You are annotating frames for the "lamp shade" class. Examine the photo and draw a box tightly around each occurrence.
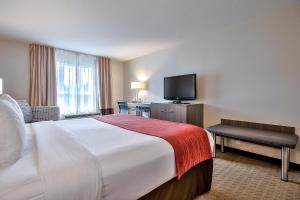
[131,81,143,89]
[0,78,2,95]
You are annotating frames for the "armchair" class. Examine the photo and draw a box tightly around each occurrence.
[17,100,60,123]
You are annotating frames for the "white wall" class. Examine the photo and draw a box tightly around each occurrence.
[0,39,29,100]
[124,5,300,164]
[0,39,124,112]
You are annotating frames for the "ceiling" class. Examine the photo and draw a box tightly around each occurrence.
[0,0,297,61]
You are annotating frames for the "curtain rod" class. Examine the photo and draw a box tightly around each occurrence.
[30,43,110,59]
[56,47,110,59]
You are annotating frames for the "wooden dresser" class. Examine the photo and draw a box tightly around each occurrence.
[150,103,203,127]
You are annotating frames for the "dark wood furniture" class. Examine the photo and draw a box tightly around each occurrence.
[150,103,203,127]
[207,119,298,181]
[140,158,213,200]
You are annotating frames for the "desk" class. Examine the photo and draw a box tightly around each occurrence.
[127,102,151,117]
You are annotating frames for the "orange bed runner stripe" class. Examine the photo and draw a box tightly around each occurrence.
[94,114,212,178]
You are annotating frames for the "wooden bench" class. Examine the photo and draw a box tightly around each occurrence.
[207,119,298,181]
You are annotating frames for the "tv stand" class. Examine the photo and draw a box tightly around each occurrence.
[172,100,182,104]
[172,100,190,104]
[150,103,203,127]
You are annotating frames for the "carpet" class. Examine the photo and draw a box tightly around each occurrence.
[197,150,300,200]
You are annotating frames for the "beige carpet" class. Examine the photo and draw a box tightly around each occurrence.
[197,150,300,200]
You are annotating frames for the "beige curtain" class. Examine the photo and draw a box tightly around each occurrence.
[98,56,114,115]
[29,44,57,106]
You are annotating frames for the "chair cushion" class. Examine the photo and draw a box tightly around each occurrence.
[17,100,33,123]
[31,106,60,122]
[0,98,26,166]
[207,124,298,148]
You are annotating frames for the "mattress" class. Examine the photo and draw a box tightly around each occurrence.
[0,118,214,200]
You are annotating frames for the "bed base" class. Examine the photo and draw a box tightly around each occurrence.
[139,158,213,200]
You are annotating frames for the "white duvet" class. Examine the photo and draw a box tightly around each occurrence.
[0,118,214,200]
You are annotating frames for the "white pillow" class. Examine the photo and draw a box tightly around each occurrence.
[0,99,26,166]
[0,94,24,122]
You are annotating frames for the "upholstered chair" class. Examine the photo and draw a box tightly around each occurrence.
[117,101,129,114]
[16,100,60,123]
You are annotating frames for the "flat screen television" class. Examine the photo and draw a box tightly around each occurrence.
[164,73,196,103]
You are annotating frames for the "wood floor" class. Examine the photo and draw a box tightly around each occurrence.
[196,150,300,200]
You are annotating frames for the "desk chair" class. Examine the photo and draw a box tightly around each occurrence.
[117,101,129,114]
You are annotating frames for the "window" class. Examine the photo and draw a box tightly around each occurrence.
[56,49,99,115]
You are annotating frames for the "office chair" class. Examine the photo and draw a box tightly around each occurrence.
[117,101,129,114]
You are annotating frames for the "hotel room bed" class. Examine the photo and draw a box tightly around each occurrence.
[0,118,214,200]
[0,124,43,200]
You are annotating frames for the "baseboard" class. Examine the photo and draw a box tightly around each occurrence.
[215,145,300,171]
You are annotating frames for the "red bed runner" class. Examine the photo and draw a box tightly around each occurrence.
[94,114,212,178]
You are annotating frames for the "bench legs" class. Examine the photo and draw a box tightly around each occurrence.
[281,147,290,181]
[221,136,225,153]
[212,133,291,182]
[212,134,225,158]
[287,148,290,171]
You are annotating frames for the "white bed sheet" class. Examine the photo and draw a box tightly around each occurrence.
[0,124,43,200]
[55,118,176,200]
[0,118,214,200]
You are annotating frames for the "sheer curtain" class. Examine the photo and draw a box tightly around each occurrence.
[56,49,99,115]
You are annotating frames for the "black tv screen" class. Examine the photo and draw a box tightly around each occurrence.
[164,74,196,102]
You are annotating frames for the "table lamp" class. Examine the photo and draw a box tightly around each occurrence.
[131,81,143,102]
